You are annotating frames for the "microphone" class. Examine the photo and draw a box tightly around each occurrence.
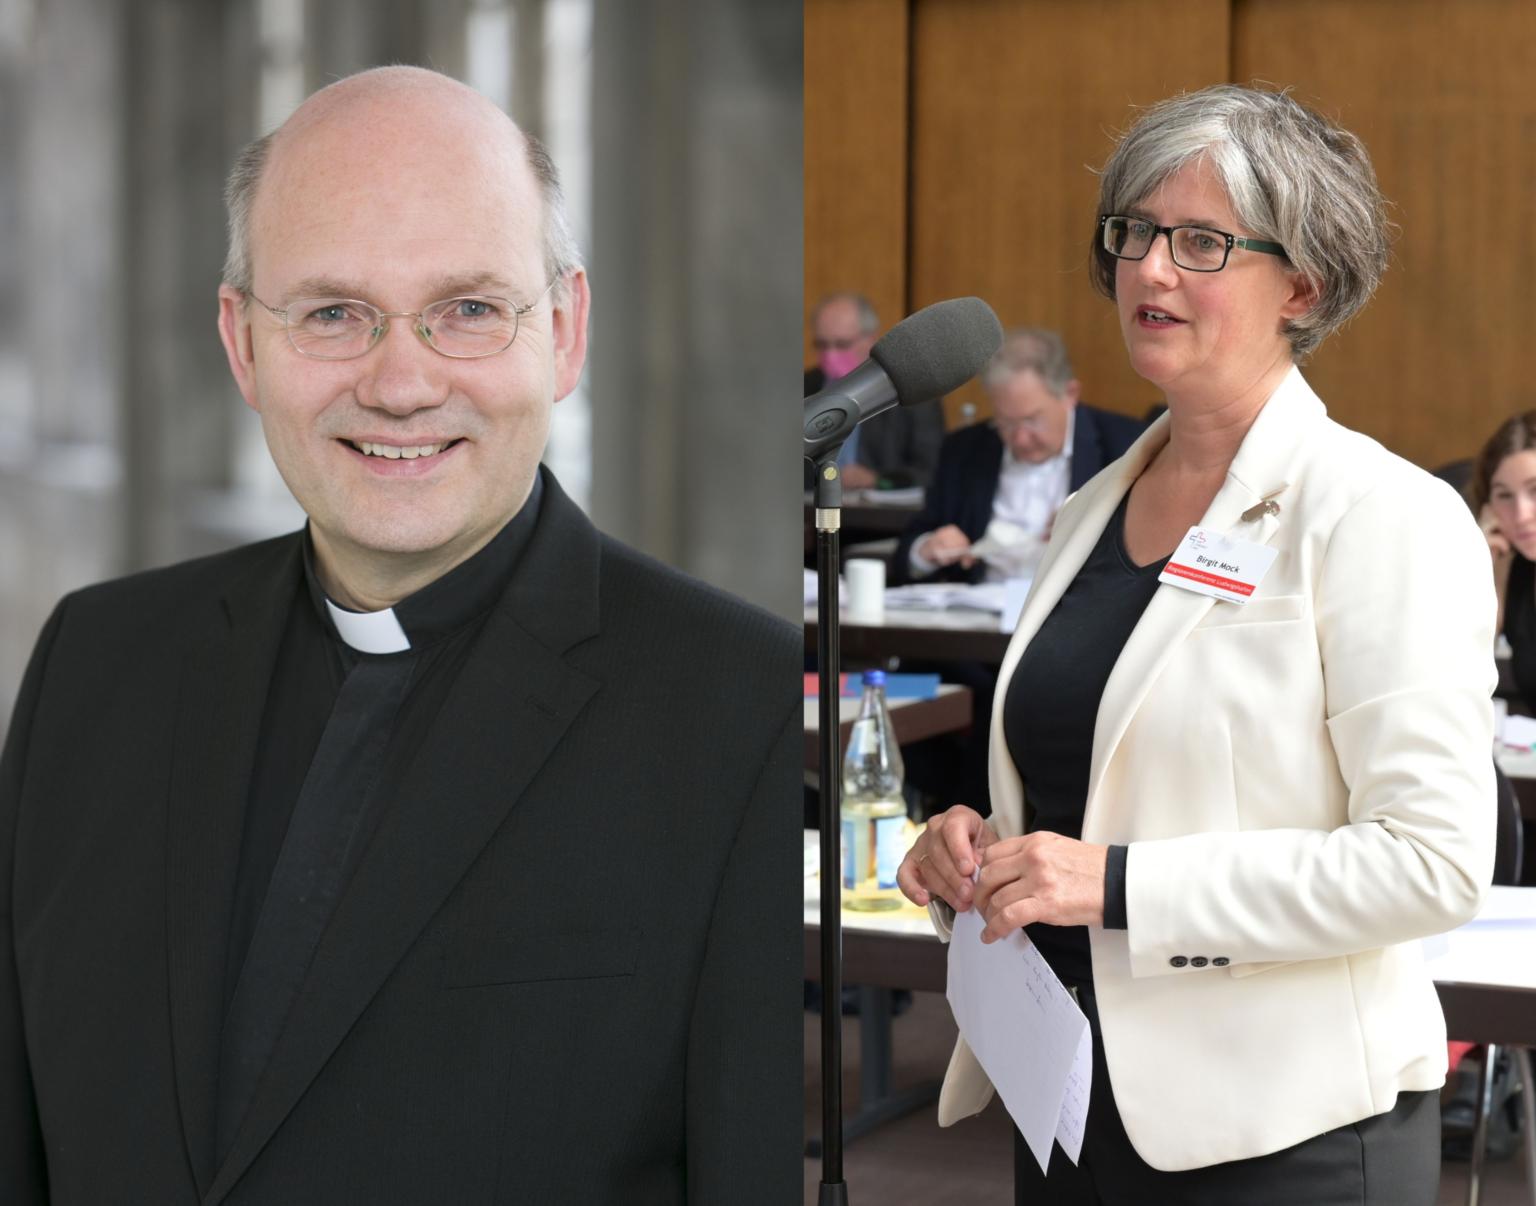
[802,296,1002,462]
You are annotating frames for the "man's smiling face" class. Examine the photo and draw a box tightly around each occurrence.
[218,72,587,591]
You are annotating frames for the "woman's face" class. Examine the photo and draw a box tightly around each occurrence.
[1114,159,1312,405]
[1489,449,1536,558]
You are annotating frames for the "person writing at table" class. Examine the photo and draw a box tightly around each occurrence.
[1472,411,1536,702]
[897,84,1494,1205]
[893,328,1143,586]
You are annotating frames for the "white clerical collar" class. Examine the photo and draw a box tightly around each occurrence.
[324,599,412,654]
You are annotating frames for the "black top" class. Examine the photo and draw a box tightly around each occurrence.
[1507,554,1536,703]
[1003,493,1168,986]
[224,475,544,1012]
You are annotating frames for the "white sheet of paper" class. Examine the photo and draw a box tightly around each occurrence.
[1054,1024,1091,1163]
[946,907,1092,1174]
[970,519,1047,579]
[1463,884,1536,926]
[999,576,1031,633]
[1502,714,1536,750]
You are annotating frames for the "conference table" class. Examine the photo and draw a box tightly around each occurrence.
[802,683,973,771]
[803,491,922,554]
[803,885,1536,1044]
[804,606,1013,665]
[805,858,1536,1201]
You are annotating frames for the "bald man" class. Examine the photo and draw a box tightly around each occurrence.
[0,68,798,1205]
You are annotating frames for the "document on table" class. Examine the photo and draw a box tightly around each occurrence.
[1502,714,1536,749]
[946,906,1091,1174]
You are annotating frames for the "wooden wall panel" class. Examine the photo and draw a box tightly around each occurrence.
[1234,0,1536,468]
[907,0,1229,424]
[804,0,909,364]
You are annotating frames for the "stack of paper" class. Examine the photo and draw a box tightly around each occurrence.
[884,583,1009,613]
[947,908,1092,1174]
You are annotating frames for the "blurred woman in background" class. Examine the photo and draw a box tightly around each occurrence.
[1473,411,1536,701]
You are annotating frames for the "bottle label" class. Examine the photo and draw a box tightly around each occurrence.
[841,817,864,889]
[873,814,904,888]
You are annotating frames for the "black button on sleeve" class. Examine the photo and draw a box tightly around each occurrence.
[1169,955,1188,968]
[1190,956,1209,968]
[1213,956,1230,967]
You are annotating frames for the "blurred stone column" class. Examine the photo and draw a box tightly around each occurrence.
[304,0,457,83]
[120,0,258,569]
[0,0,127,727]
[588,0,800,619]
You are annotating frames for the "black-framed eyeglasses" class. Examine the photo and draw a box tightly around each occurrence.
[246,279,557,360]
[1099,214,1287,273]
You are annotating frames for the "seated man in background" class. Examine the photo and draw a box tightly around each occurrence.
[805,291,944,489]
[892,327,1144,584]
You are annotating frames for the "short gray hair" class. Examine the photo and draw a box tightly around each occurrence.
[983,328,1075,395]
[221,127,583,302]
[811,291,879,335]
[1091,84,1391,361]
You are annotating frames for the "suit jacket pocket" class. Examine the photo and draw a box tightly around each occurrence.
[443,924,639,987]
[1193,593,1306,630]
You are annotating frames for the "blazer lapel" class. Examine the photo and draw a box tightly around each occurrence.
[205,474,604,1205]
[166,536,304,1197]
[1081,369,1325,834]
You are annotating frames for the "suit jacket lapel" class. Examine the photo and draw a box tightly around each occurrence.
[1081,369,1325,835]
[205,473,604,1205]
[1068,405,1103,491]
[965,428,1004,541]
[166,536,303,1197]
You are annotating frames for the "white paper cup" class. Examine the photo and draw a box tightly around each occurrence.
[845,558,886,622]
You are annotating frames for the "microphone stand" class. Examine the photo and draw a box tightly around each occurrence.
[810,453,850,1206]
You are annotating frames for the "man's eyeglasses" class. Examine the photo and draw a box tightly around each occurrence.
[993,416,1050,436]
[246,279,557,360]
[812,336,865,353]
[1098,215,1287,273]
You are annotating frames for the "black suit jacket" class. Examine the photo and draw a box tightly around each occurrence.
[804,366,945,488]
[0,471,800,1205]
[891,403,1145,584]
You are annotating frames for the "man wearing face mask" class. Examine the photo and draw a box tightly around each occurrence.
[804,291,944,490]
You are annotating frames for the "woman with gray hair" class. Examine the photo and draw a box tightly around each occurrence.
[898,85,1493,1203]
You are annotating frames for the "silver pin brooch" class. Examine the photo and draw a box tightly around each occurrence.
[1240,498,1282,523]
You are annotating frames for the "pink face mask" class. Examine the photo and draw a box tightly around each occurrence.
[819,347,864,381]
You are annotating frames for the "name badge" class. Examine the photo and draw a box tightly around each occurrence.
[1159,527,1277,604]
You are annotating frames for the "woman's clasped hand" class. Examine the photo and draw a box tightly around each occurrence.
[898,809,1108,940]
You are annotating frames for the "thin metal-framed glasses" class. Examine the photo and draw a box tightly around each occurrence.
[1099,214,1288,273]
[246,278,558,360]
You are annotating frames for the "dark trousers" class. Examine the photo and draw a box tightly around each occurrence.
[1014,985,1440,1205]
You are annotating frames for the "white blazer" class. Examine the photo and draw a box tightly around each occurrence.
[930,367,1496,1171]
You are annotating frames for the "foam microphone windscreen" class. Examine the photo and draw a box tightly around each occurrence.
[868,297,1003,406]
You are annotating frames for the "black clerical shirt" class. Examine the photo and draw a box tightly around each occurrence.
[222,475,544,1017]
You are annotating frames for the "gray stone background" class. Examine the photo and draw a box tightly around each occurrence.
[0,0,802,730]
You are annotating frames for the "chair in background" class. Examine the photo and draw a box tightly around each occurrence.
[1433,457,1475,511]
[1465,761,1535,1206]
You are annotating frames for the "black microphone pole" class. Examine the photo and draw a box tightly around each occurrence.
[802,296,1000,1204]
[810,449,850,1206]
